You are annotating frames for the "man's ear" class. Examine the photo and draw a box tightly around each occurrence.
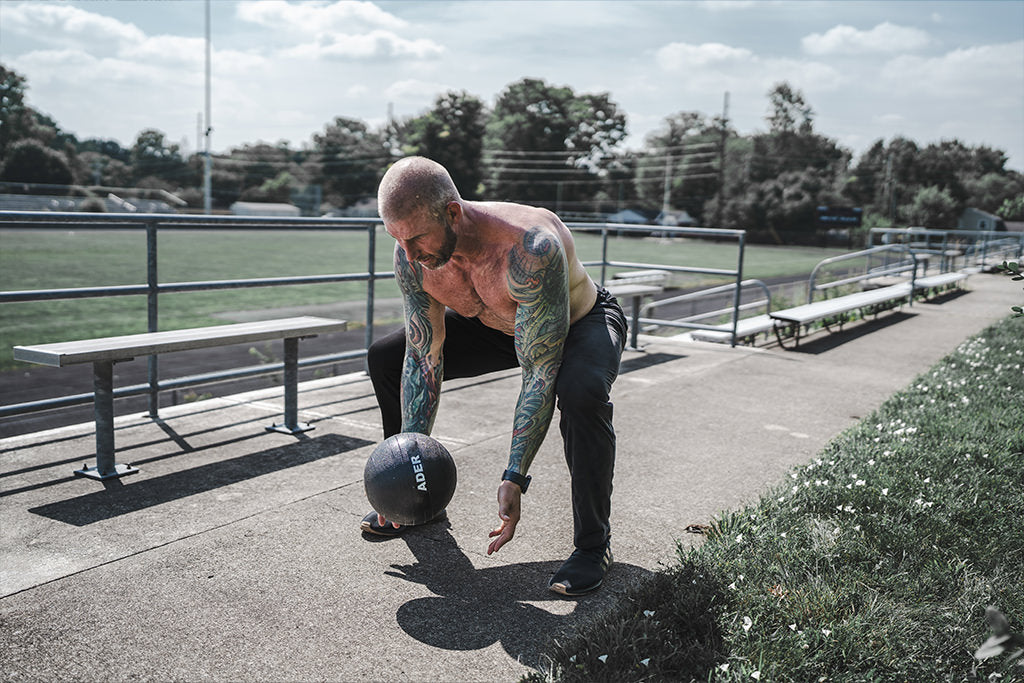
[446,201,462,224]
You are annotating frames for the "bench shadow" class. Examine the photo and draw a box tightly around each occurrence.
[918,288,970,305]
[29,432,373,526]
[620,351,687,374]
[386,525,653,670]
[787,311,916,355]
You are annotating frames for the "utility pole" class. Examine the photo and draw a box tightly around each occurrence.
[714,91,730,228]
[203,0,213,214]
[885,154,895,226]
[661,153,672,218]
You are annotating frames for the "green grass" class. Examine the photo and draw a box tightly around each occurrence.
[527,315,1024,682]
[0,229,843,372]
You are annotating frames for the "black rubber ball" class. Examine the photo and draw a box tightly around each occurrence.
[363,432,457,525]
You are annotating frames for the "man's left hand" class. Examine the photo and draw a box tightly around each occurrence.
[487,480,522,554]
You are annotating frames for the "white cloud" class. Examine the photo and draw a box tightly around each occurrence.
[655,40,842,94]
[802,22,932,56]
[281,30,444,61]
[656,42,754,70]
[4,2,144,50]
[235,0,406,34]
[384,79,453,104]
[880,41,1024,98]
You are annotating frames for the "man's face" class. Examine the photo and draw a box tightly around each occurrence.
[388,209,457,270]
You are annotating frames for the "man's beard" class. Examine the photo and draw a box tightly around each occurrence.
[419,219,458,270]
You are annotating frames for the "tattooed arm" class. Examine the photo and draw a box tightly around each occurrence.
[507,227,570,474]
[488,227,570,554]
[395,243,446,434]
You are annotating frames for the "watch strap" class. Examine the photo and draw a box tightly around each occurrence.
[501,469,531,494]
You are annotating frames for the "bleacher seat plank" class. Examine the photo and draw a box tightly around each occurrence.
[13,317,346,367]
[769,283,912,326]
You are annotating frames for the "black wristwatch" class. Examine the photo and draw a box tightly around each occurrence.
[501,469,532,494]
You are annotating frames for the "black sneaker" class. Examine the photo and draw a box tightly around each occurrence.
[548,541,613,596]
[359,509,448,537]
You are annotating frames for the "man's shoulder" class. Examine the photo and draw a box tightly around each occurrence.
[476,201,560,229]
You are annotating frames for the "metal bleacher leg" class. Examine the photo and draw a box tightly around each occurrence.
[266,337,314,435]
[75,360,139,480]
[628,295,642,351]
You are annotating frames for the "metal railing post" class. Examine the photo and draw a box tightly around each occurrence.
[600,227,609,285]
[730,232,745,347]
[146,220,159,417]
[365,222,376,351]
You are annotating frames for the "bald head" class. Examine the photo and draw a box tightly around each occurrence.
[378,156,461,226]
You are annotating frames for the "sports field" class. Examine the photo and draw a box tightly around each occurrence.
[0,227,846,372]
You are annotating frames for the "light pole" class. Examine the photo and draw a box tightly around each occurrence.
[203,0,212,214]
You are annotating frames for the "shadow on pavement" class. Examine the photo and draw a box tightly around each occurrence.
[384,524,653,670]
[29,432,373,526]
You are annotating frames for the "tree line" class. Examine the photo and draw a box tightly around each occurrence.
[2,63,1021,244]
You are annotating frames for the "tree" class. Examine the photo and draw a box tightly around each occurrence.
[484,78,627,209]
[0,139,73,189]
[398,91,487,198]
[0,65,32,160]
[964,172,1024,215]
[998,195,1024,221]
[907,185,959,227]
[130,129,189,187]
[636,111,722,222]
[766,82,814,135]
[311,117,389,207]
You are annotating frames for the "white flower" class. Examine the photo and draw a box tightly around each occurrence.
[598,654,608,663]
[856,480,866,487]
[742,616,753,632]
[881,488,889,496]
[735,534,744,544]
[789,623,798,631]
[752,672,761,680]
[822,628,832,637]
[719,663,730,672]
[780,532,787,538]
[643,610,655,618]
[640,658,650,667]
[729,582,737,590]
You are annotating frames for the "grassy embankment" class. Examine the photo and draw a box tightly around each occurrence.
[527,314,1024,682]
[0,228,844,371]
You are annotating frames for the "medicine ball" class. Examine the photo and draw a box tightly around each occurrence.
[363,432,457,525]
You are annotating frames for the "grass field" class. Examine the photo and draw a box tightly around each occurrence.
[527,314,1024,682]
[0,227,845,372]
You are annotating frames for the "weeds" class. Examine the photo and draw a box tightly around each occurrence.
[531,315,1024,681]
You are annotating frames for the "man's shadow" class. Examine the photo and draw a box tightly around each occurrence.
[377,523,653,669]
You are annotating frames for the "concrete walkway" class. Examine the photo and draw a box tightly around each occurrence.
[1,274,1017,681]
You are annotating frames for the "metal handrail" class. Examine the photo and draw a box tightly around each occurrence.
[807,245,918,303]
[1,212,750,422]
[868,227,1024,269]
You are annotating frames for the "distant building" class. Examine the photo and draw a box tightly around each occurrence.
[229,201,301,217]
[606,208,658,224]
[655,209,696,227]
[958,207,1006,232]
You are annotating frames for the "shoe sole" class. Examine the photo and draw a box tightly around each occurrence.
[548,553,613,596]
[549,578,604,596]
[360,510,448,536]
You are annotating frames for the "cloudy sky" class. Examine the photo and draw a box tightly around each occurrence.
[2,0,1022,168]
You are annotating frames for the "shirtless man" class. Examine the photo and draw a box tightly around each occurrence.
[361,156,627,595]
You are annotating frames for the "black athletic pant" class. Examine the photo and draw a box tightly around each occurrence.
[366,287,628,551]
